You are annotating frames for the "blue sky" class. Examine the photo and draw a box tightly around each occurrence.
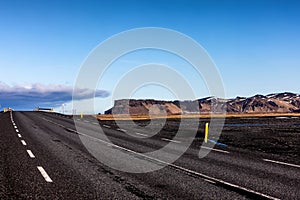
[0,0,300,113]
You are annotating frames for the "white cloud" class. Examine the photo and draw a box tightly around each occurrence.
[0,82,109,109]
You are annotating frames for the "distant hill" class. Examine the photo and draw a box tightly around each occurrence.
[104,92,300,115]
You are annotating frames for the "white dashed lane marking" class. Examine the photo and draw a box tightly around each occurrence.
[161,138,181,143]
[27,150,35,158]
[21,140,27,146]
[117,128,127,132]
[37,166,53,183]
[11,115,54,185]
[103,125,111,128]
[263,159,300,169]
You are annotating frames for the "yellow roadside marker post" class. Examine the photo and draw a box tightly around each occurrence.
[204,122,209,143]
[81,112,83,119]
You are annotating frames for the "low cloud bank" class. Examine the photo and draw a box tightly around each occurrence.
[0,82,109,109]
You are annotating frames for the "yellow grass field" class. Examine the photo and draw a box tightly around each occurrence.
[96,113,300,121]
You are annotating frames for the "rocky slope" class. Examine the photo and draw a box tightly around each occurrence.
[105,92,300,115]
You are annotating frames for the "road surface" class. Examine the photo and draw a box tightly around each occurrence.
[0,111,299,199]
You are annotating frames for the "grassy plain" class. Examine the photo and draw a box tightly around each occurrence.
[97,113,300,120]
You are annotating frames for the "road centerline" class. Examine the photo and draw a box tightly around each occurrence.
[26,150,35,158]
[37,166,53,183]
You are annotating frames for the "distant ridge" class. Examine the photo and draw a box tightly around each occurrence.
[105,92,300,115]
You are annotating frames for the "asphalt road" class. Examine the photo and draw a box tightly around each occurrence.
[0,111,299,199]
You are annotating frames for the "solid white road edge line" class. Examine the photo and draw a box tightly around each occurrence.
[201,146,229,154]
[135,132,148,137]
[21,140,27,146]
[37,166,53,182]
[263,158,300,169]
[161,138,181,143]
[27,150,35,158]
[203,178,216,184]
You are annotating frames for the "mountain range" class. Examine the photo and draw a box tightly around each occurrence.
[104,92,300,115]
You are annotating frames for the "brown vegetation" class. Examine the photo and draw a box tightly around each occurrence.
[97,112,300,121]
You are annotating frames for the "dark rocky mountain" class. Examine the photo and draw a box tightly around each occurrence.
[105,92,300,115]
